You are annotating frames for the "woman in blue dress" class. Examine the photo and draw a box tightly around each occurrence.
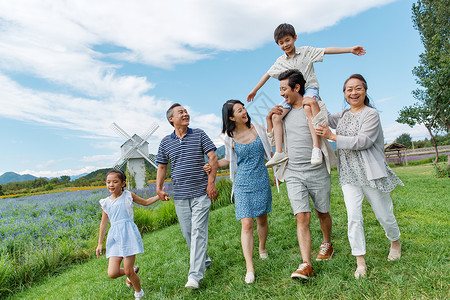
[205,100,272,284]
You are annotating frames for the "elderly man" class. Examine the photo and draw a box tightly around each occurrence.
[156,103,218,289]
[266,69,337,280]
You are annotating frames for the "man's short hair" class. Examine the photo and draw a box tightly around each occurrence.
[274,23,296,44]
[278,69,306,95]
[166,103,182,126]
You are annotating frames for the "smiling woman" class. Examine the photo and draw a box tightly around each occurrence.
[318,74,404,279]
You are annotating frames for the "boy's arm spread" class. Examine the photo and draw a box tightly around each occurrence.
[324,46,365,56]
[248,73,271,102]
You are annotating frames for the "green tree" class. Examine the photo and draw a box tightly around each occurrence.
[397,0,450,165]
[395,133,413,148]
[0,185,3,196]
[60,175,71,184]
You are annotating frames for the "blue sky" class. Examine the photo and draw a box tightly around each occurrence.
[0,0,427,178]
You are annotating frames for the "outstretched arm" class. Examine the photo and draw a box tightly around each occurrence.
[324,46,366,56]
[131,190,167,206]
[247,73,271,102]
[96,211,108,258]
[203,158,229,174]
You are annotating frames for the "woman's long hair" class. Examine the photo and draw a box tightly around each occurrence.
[222,100,251,137]
[343,74,373,108]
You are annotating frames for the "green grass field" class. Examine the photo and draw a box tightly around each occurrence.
[9,165,450,299]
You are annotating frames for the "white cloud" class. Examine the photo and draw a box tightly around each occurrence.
[374,97,394,104]
[0,0,396,95]
[81,153,118,163]
[383,123,430,143]
[0,0,397,175]
[19,165,101,178]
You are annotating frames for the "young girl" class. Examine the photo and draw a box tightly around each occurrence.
[96,170,168,299]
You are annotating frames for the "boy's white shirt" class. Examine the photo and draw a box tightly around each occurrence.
[267,101,337,182]
[224,122,273,201]
[267,46,325,89]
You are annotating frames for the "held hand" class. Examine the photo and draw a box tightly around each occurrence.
[302,97,316,107]
[96,245,102,258]
[247,91,257,102]
[157,186,170,201]
[316,123,334,140]
[207,183,218,201]
[203,163,212,174]
[352,45,366,56]
[267,105,284,119]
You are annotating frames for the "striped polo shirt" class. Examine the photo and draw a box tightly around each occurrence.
[156,127,216,200]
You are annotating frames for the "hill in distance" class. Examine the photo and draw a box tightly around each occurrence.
[0,172,39,185]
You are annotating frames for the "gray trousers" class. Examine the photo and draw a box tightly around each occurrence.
[174,194,211,282]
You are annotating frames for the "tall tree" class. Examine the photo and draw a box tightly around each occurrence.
[397,0,450,165]
[395,133,413,148]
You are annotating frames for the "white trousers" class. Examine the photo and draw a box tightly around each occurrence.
[341,184,401,256]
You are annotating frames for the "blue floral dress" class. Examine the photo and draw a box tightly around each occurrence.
[233,136,272,220]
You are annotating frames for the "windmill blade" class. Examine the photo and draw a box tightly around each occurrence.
[113,159,127,170]
[110,122,134,141]
[141,123,159,141]
[136,148,158,169]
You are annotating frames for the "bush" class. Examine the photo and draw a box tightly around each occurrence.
[433,163,450,178]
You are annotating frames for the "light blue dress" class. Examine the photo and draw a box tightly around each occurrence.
[103,191,144,258]
[233,136,272,220]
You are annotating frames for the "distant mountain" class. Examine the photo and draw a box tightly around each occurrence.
[0,172,38,185]
[70,173,89,181]
[215,145,225,159]
[75,168,111,181]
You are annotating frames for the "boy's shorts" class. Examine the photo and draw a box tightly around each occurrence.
[279,87,319,109]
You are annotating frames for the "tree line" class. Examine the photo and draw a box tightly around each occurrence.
[395,133,450,149]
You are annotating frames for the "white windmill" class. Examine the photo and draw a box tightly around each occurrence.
[111,122,159,189]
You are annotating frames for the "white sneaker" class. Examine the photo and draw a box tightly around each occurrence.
[311,147,322,165]
[265,152,289,168]
[134,289,145,299]
[185,278,199,289]
[354,265,367,279]
[245,272,255,284]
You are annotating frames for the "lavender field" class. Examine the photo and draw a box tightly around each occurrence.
[0,178,234,297]
[386,152,450,164]
[0,182,175,295]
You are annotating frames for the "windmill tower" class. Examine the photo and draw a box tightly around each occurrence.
[111,122,159,189]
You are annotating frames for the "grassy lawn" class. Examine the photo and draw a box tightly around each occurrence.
[10,164,449,299]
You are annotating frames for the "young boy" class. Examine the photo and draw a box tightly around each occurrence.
[248,23,365,167]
